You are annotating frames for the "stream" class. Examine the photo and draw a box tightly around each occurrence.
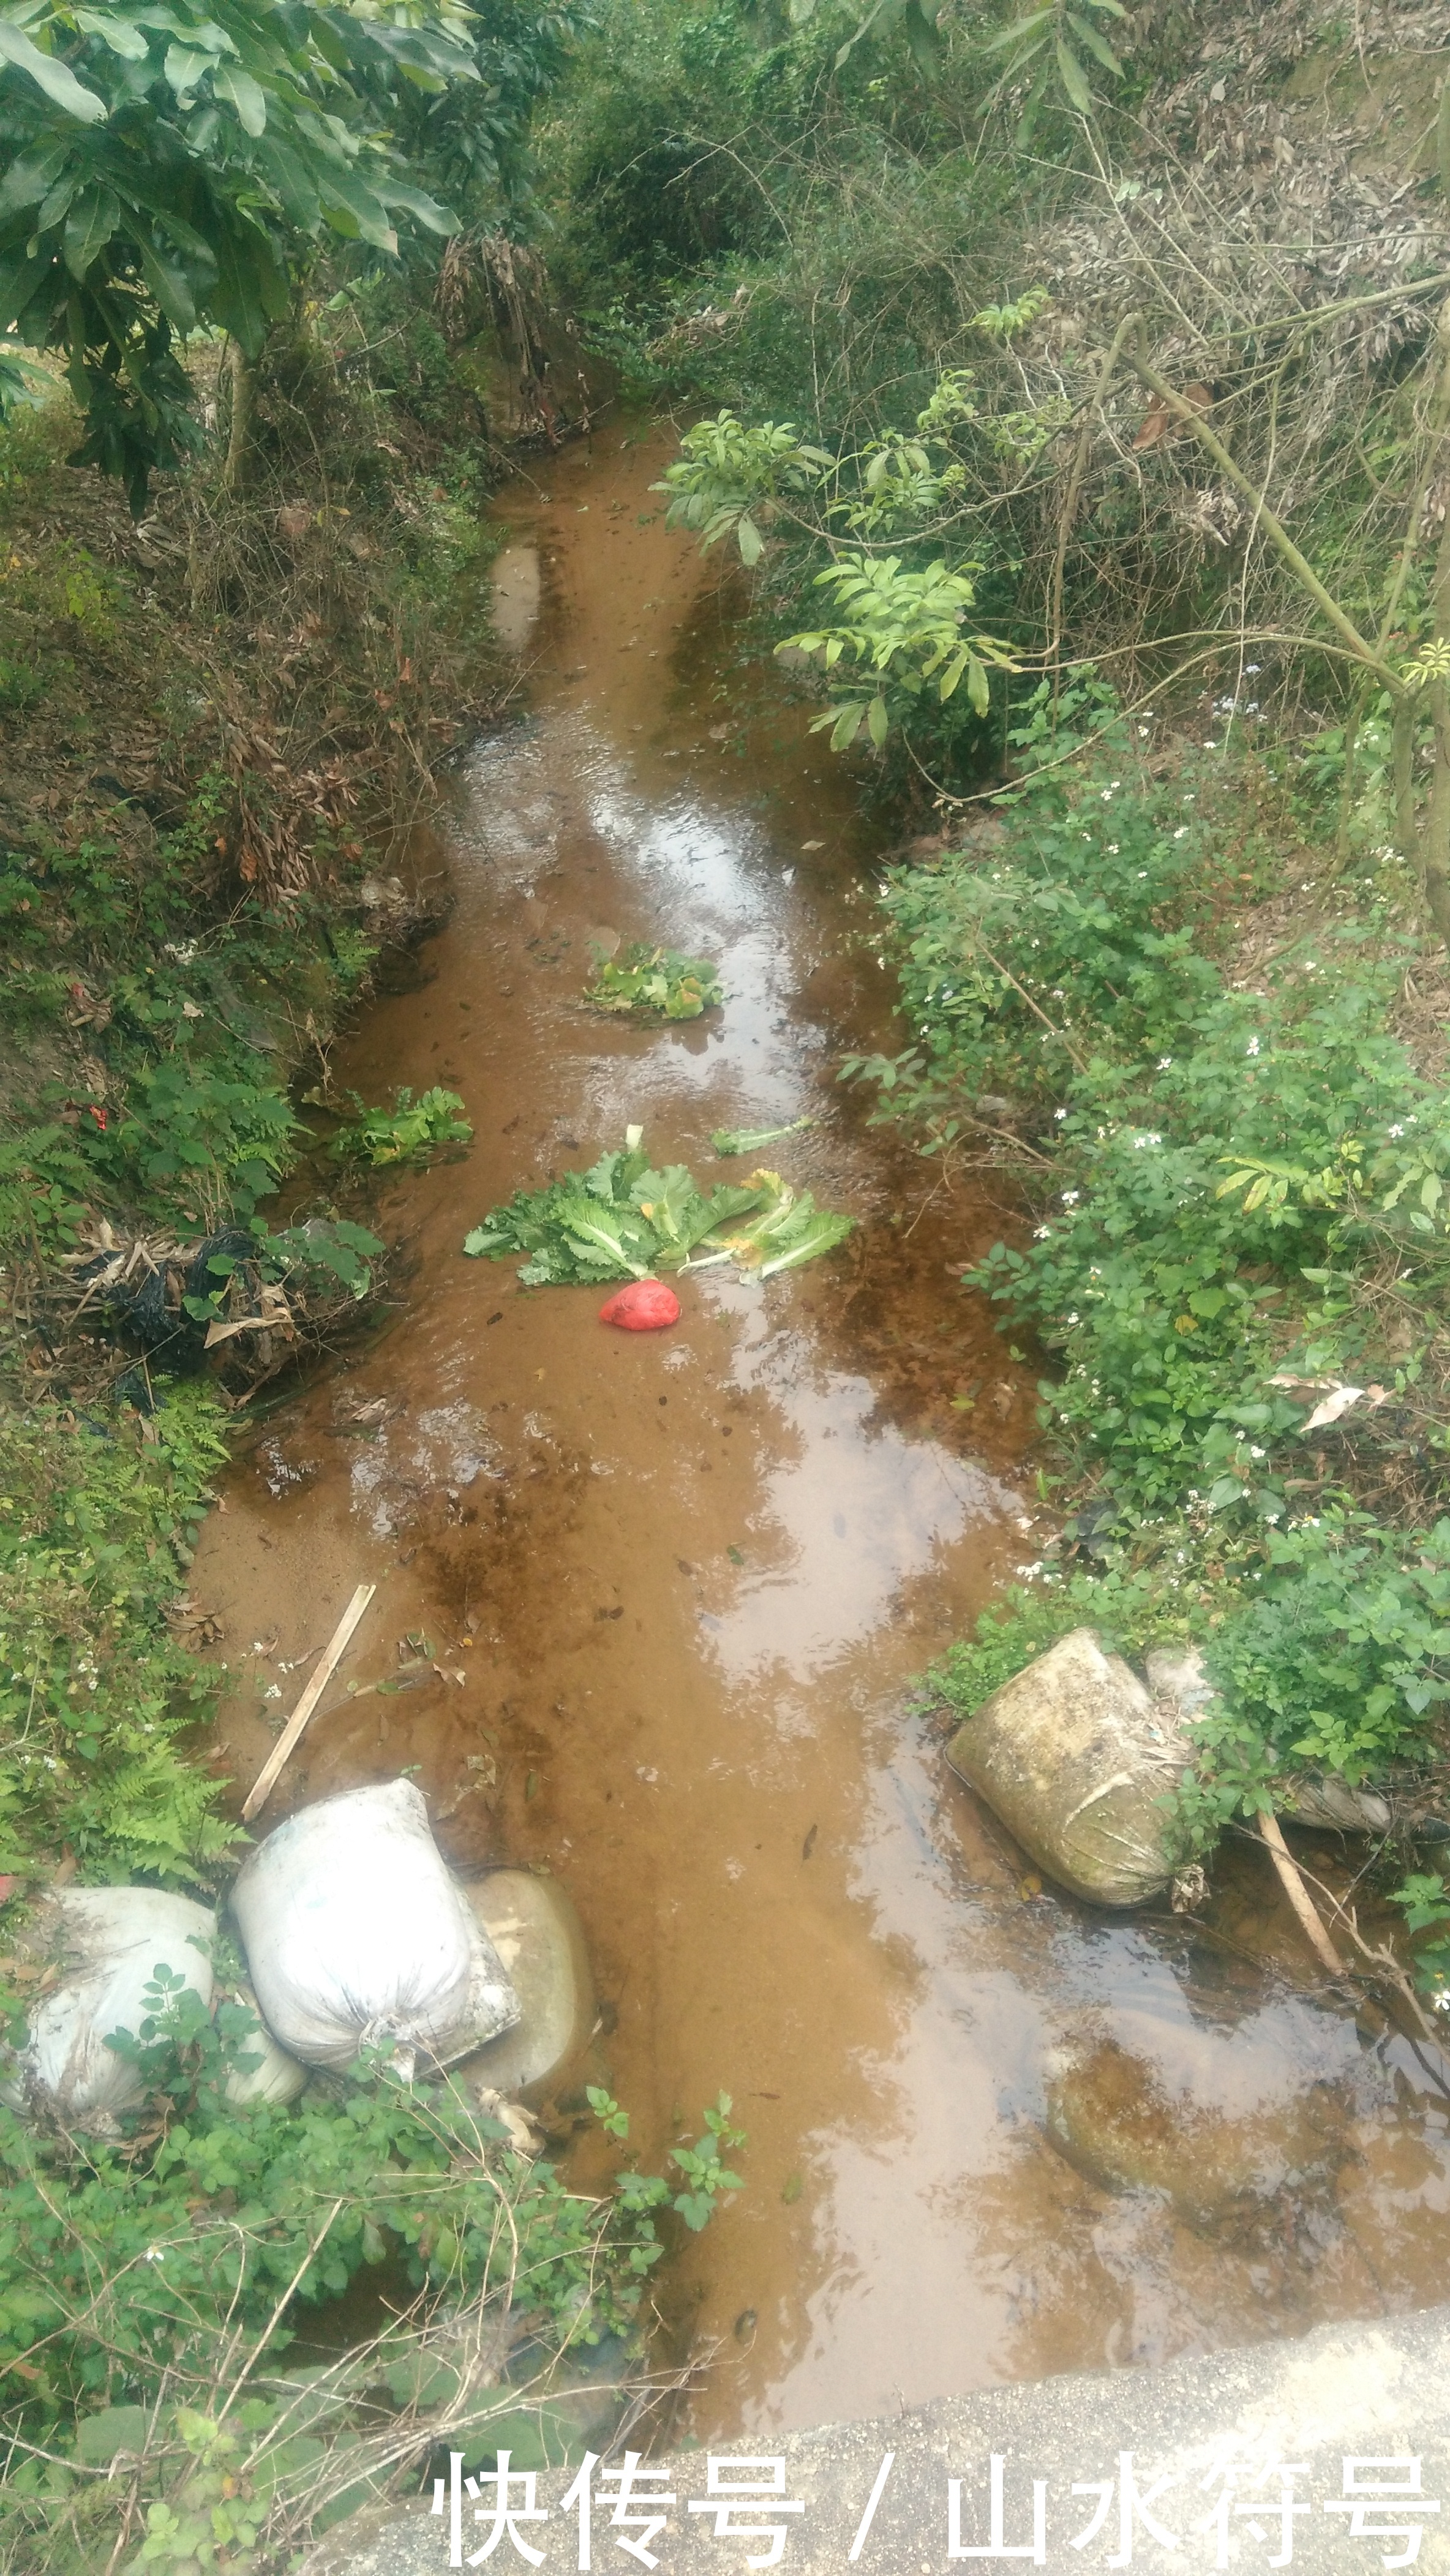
[193,423,1450,2443]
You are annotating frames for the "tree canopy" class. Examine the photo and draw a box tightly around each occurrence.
[0,0,582,505]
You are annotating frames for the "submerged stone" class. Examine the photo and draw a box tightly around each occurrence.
[455,1869,593,2104]
[945,1627,1191,1906]
[1045,2037,1346,2230]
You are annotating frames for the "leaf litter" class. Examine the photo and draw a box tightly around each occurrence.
[462,1126,853,1286]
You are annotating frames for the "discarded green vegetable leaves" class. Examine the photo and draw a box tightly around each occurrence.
[462,1134,853,1287]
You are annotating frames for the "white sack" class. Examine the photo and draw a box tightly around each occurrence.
[231,1778,519,2078]
[945,1627,1192,1907]
[0,1887,215,2133]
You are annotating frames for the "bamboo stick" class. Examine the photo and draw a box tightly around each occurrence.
[241,1584,375,1823]
[1258,1809,1345,1975]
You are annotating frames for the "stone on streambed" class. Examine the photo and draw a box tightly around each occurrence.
[454,1870,593,2105]
[1045,2037,1347,2231]
[945,1627,1191,1906]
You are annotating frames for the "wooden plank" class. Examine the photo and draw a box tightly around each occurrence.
[241,1583,376,1824]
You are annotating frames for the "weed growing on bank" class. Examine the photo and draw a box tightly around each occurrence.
[854,705,1450,1882]
[1,1960,746,2570]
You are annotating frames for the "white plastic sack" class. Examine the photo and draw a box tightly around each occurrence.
[945,1627,1192,1906]
[0,1887,215,2133]
[230,1779,520,2078]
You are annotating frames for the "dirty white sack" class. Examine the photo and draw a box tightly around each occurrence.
[231,1778,520,2077]
[0,1887,216,2132]
[945,1626,1192,1906]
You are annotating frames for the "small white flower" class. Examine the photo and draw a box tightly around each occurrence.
[1388,1124,1405,1139]
[1157,1056,1173,1069]
[1054,1107,1069,1121]
[1066,1311,1080,1324]
[1034,1224,1053,1240]
[1106,843,1118,853]
[1061,1189,1080,1204]
[1249,1446,1265,1460]
[1174,826,1189,839]
[1246,1036,1260,1057]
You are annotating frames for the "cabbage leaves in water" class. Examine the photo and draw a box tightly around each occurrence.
[583,943,724,1019]
[463,1136,852,1286]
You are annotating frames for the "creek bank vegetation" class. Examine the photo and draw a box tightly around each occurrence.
[555,0,1450,1989]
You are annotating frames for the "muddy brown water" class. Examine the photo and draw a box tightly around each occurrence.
[193,425,1450,2439]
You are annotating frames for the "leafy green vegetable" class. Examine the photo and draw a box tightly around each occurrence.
[700,1172,855,1276]
[711,1117,814,1155]
[331,1087,471,1166]
[462,1137,852,1285]
[583,943,724,1019]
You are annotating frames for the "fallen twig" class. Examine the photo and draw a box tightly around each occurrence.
[241,1582,375,1822]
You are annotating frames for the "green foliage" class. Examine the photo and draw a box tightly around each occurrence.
[0,1385,236,1883]
[0,1956,747,2562]
[975,0,1128,135]
[653,410,832,565]
[462,1129,852,1284]
[584,2088,746,2231]
[0,0,474,508]
[863,729,1450,1836]
[330,1086,472,1168]
[784,549,1016,748]
[1388,1873,1450,2006]
[582,942,724,1019]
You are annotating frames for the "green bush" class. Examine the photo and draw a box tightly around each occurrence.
[860,729,1450,1842]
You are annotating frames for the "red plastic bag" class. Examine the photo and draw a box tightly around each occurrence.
[599,1280,680,1332]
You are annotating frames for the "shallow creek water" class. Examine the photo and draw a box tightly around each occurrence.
[193,425,1450,2440]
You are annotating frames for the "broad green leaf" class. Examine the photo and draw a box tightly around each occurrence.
[737,513,763,566]
[1065,11,1123,74]
[212,62,266,133]
[1055,36,1092,110]
[830,702,865,750]
[903,0,942,79]
[0,137,73,220]
[866,693,889,747]
[758,1210,854,1277]
[63,186,121,281]
[163,42,224,96]
[373,177,457,237]
[0,20,106,122]
[74,9,150,59]
[973,9,1054,54]
[966,654,990,716]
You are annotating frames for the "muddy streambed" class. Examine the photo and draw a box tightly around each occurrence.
[194,426,1450,2440]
